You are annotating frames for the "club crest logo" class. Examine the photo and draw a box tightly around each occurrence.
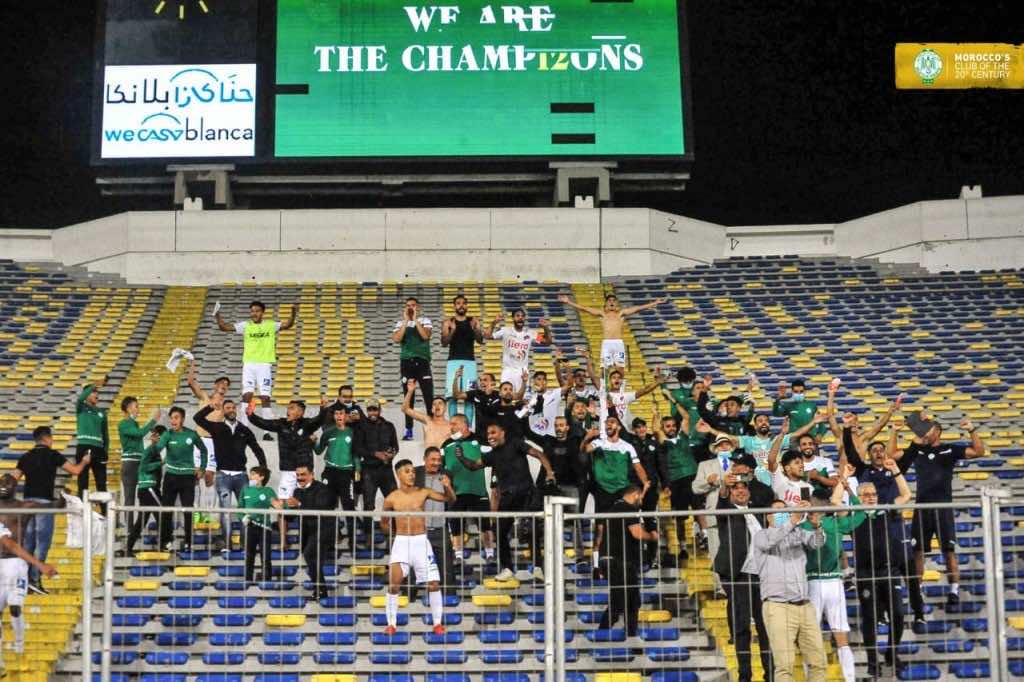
[914,48,943,84]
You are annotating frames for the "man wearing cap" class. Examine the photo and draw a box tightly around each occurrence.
[893,413,986,612]
[714,472,776,682]
[744,500,827,682]
[354,400,399,541]
[773,379,826,440]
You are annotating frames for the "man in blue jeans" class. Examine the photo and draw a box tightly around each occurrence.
[12,426,91,593]
[194,398,267,551]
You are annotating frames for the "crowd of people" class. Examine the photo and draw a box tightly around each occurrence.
[0,293,993,680]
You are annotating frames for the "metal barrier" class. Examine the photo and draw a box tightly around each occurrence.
[8,488,1021,681]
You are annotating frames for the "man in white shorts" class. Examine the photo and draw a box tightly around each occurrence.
[0,476,60,666]
[801,481,857,682]
[489,308,552,392]
[381,459,455,636]
[559,293,666,369]
[216,299,296,440]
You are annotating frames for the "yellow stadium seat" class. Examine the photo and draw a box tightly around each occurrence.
[371,595,408,608]
[472,594,512,607]
[123,581,159,591]
[266,614,306,627]
[638,610,672,623]
[482,578,520,589]
[596,674,642,682]
[133,552,171,561]
[174,566,210,577]
[350,565,386,576]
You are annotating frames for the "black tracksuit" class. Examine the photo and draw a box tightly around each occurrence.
[194,406,267,470]
[248,414,319,472]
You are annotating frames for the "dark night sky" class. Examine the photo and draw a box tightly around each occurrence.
[1,1,1022,228]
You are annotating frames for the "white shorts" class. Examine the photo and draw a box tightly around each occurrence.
[809,578,849,633]
[242,362,274,397]
[500,367,525,393]
[0,557,28,608]
[600,339,627,368]
[278,471,298,500]
[389,534,440,584]
[198,437,216,470]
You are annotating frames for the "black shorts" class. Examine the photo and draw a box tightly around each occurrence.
[593,487,623,514]
[448,494,493,533]
[910,508,956,553]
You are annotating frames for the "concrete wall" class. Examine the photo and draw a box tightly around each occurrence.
[4,196,1023,283]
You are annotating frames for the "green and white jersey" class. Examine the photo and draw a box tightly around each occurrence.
[591,437,640,494]
[234,320,282,364]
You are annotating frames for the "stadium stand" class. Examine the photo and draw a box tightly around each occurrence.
[0,255,1016,682]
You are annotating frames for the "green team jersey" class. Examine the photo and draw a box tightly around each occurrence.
[238,320,279,364]
[591,438,640,494]
[155,428,206,475]
[76,385,109,450]
[442,438,487,497]
[772,396,826,438]
[738,434,790,486]
[666,388,702,447]
[800,496,865,580]
[315,426,359,471]
[663,435,697,482]
[395,319,432,361]
[118,417,157,462]
[136,445,164,490]
[238,485,278,529]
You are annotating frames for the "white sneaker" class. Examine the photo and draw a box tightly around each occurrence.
[531,566,544,581]
[14,640,24,654]
[495,568,515,581]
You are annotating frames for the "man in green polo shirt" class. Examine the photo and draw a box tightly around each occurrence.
[441,414,495,563]
[773,378,827,440]
[121,426,167,557]
[391,296,433,441]
[216,299,296,441]
[117,397,160,530]
[75,379,109,502]
[656,413,699,558]
[315,409,360,552]
[154,407,208,552]
[238,466,280,583]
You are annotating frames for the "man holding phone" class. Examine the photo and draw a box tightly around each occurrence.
[392,297,433,441]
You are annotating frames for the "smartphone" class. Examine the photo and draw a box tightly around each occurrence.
[800,488,812,502]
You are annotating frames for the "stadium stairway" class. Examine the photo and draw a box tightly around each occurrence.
[0,262,165,681]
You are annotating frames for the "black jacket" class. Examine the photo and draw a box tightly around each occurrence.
[625,433,661,487]
[712,481,775,579]
[293,480,336,536]
[355,417,399,470]
[248,414,318,472]
[194,406,267,471]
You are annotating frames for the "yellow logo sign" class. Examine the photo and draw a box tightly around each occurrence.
[895,43,1024,89]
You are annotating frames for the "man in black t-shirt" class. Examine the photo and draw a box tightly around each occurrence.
[12,426,91,593]
[893,415,986,612]
[599,486,658,637]
[441,294,485,425]
[453,423,555,579]
[451,372,502,441]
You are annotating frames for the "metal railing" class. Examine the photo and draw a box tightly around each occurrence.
[5,488,1020,681]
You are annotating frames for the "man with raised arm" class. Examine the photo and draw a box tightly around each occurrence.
[0,520,57,674]
[314,408,360,553]
[116,397,160,530]
[441,415,496,564]
[701,412,825,487]
[579,347,666,429]
[0,473,63,646]
[215,299,296,440]
[74,377,109,500]
[13,427,90,593]
[195,395,267,552]
[766,418,814,507]
[441,294,485,424]
[893,413,986,616]
[489,308,552,393]
[381,459,456,635]
[401,379,450,449]
[558,293,666,369]
[772,379,827,440]
[452,422,555,580]
[392,296,434,441]
[450,369,501,440]
[583,415,649,578]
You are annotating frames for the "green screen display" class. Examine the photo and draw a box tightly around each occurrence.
[274,1,686,158]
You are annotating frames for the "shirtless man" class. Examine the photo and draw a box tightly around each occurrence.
[381,459,456,636]
[187,359,229,522]
[0,475,60,660]
[559,293,667,369]
[401,380,451,449]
